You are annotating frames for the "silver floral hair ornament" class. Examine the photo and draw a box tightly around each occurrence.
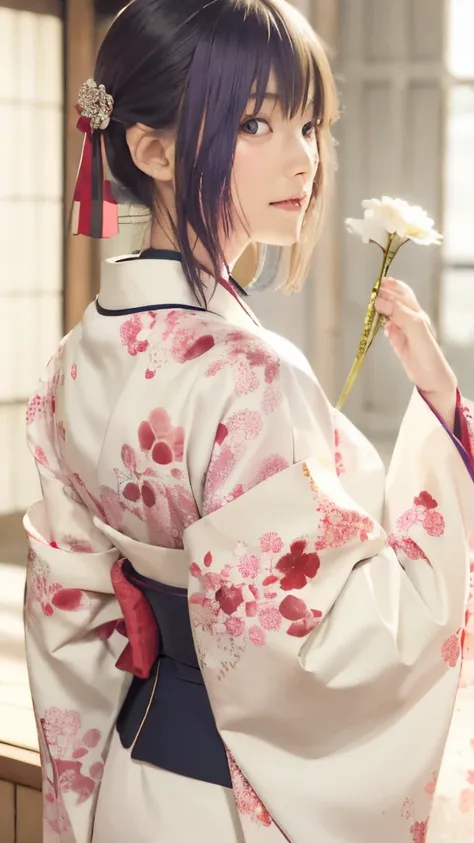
[76,78,115,131]
[72,79,118,239]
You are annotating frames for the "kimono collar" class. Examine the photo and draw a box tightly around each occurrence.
[97,251,261,330]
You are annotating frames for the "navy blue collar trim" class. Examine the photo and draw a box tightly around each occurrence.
[118,248,248,296]
[96,301,209,317]
[119,249,182,264]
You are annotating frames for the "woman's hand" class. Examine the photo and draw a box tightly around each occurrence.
[375,277,457,430]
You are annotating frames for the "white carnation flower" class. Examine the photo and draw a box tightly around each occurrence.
[346,196,442,248]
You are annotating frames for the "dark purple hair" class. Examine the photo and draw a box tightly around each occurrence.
[95,0,336,303]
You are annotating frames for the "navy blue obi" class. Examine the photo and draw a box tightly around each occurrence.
[116,562,232,788]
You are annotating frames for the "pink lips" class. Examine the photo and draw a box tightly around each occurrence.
[270,195,306,211]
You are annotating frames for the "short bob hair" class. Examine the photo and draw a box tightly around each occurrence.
[95,0,339,301]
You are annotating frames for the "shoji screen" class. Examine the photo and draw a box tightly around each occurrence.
[0,2,63,514]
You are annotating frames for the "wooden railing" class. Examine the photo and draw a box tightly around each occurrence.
[0,742,41,843]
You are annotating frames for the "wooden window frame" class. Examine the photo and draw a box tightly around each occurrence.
[1,0,61,13]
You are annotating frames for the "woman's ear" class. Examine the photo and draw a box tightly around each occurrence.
[126,123,176,183]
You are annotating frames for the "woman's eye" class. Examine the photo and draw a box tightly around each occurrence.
[240,118,270,136]
[303,121,316,139]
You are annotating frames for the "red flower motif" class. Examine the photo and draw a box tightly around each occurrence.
[279,595,307,620]
[275,540,320,590]
[123,479,156,508]
[51,589,89,612]
[262,574,278,586]
[414,492,437,509]
[183,334,215,360]
[410,819,428,843]
[287,610,321,638]
[215,423,228,445]
[216,584,244,615]
[120,314,149,356]
[138,407,184,464]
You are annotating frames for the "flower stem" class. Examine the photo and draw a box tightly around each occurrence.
[335,234,398,411]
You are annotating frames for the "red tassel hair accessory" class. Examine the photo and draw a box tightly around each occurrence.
[72,79,119,239]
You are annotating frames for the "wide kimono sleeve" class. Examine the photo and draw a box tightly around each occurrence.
[183,367,474,843]
[23,350,132,843]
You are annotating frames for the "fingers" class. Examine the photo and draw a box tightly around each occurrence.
[375,296,427,330]
[378,277,421,312]
[375,279,437,338]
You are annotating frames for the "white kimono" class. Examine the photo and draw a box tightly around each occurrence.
[24,254,474,843]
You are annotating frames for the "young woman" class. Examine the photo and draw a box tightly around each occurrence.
[24,1,474,842]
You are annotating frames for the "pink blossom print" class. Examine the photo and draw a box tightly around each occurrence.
[401,793,429,842]
[441,631,462,667]
[227,752,272,827]
[38,707,105,839]
[25,342,65,426]
[205,331,280,398]
[129,309,217,378]
[424,771,438,799]
[314,497,373,550]
[120,311,157,356]
[204,408,289,514]
[460,788,474,813]
[26,548,90,616]
[275,540,320,591]
[334,429,345,476]
[99,413,197,547]
[388,491,445,564]
[189,532,323,677]
[410,820,428,843]
[138,407,185,465]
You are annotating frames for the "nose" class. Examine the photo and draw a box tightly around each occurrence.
[285,134,318,181]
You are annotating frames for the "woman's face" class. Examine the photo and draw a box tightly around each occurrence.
[230,71,319,250]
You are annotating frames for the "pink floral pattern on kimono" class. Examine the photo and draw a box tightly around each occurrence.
[99,410,197,546]
[121,310,216,377]
[388,491,445,563]
[190,486,374,676]
[26,548,90,616]
[334,429,345,476]
[401,793,430,843]
[190,535,323,677]
[227,752,272,827]
[37,707,104,840]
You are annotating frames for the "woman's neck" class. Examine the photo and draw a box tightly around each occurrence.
[149,215,250,275]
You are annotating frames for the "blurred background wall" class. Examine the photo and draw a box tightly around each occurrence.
[0,0,473,549]
[0,1,473,836]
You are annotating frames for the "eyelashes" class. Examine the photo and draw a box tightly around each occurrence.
[240,117,318,139]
